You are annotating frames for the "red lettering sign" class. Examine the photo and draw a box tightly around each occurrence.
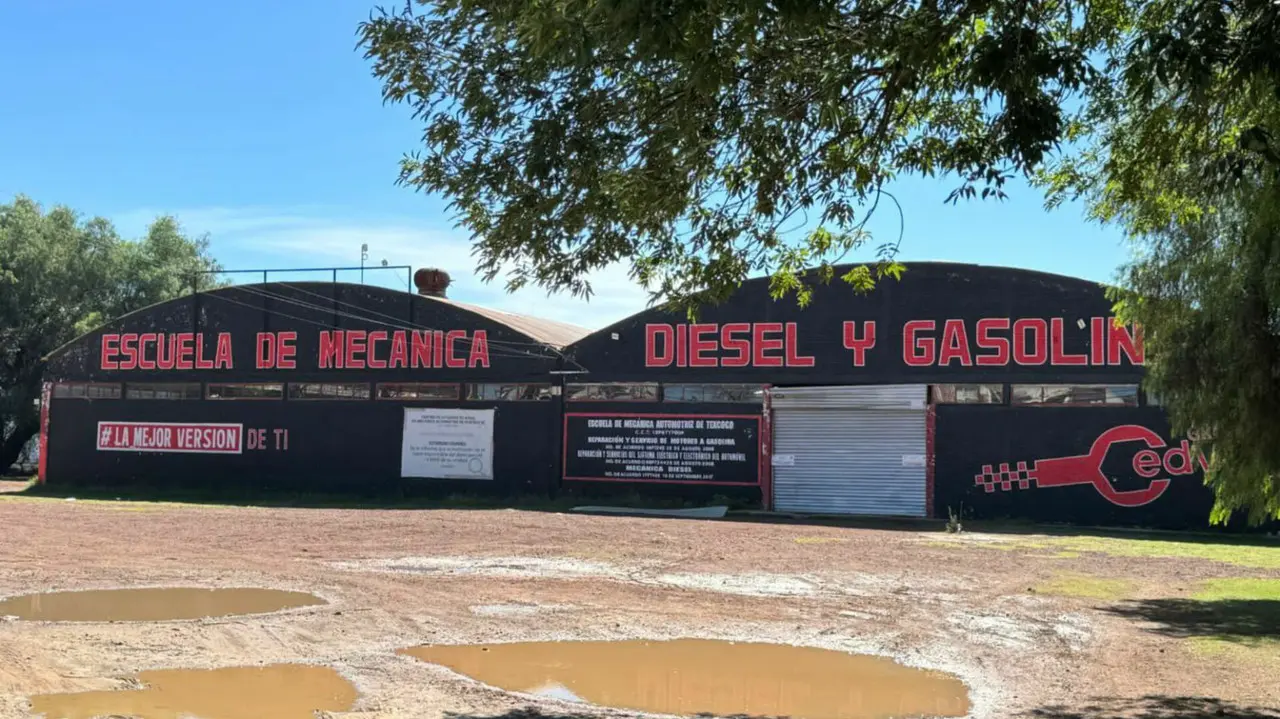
[99,332,234,371]
[975,318,1010,366]
[976,425,1208,507]
[367,330,388,369]
[903,320,935,366]
[842,321,876,366]
[468,330,491,368]
[444,330,467,368]
[96,422,243,455]
[938,319,972,367]
[642,322,812,369]
[720,324,750,368]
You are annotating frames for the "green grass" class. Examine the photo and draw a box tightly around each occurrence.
[1034,572,1136,600]
[1191,577,1280,602]
[1173,578,1280,661]
[937,530,1280,570]
[1035,536,1280,570]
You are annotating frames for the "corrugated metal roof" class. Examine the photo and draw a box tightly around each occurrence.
[420,295,591,348]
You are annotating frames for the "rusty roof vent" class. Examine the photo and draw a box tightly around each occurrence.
[413,268,451,298]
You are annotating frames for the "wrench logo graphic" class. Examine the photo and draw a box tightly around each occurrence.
[975,425,1183,507]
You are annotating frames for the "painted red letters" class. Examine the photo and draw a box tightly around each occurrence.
[902,317,1142,368]
[100,329,490,371]
[842,321,876,366]
[317,329,489,369]
[938,320,972,367]
[903,320,935,366]
[643,322,812,368]
[100,332,234,371]
[975,318,1010,366]
[647,316,1141,370]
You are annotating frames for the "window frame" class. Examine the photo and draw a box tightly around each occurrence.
[52,382,122,400]
[376,382,461,401]
[287,382,372,401]
[661,383,766,403]
[124,382,203,400]
[1010,383,1140,407]
[930,383,1005,405]
[564,382,660,402]
[205,382,285,400]
[466,383,555,401]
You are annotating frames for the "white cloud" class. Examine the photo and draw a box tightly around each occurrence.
[114,206,649,330]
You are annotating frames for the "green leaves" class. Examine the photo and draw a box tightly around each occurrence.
[359,0,1108,311]
[1048,0,1280,524]
[0,196,219,469]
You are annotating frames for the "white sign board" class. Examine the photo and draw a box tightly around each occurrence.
[901,454,927,468]
[401,408,495,480]
[771,454,796,467]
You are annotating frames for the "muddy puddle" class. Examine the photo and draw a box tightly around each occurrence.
[0,587,325,622]
[29,664,356,719]
[401,638,970,719]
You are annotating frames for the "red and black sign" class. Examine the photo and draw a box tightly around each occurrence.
[643,317,1142,370]
[973,424,1208,507]
[563,413,762,485]
[98,329,492,372]
[568,264,1148,385]
[96,421,244,454]
[934,406,1216,528]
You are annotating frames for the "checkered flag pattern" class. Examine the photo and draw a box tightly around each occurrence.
[974,461,1034,493]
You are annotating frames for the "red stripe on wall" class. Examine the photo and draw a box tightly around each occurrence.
[37,382,51,484]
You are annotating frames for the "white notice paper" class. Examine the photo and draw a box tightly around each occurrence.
[901,454,927,468]
[401,408,495,479]
[771,454,796,467]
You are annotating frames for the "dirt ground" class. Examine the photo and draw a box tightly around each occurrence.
[1,487,1278,719]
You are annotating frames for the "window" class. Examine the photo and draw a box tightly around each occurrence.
[289,383,371,400]
[565,382,659,402]
[663,383,765,403]
[52,382,121,399]
[376,383,460,400]
[1011,384,1139,407]
[206,383,284,400]
[467,383,555,401]
[931,384,1004,405]
[125,383,202,400]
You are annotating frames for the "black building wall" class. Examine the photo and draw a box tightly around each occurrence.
[42,282,571,494]
[934,405,1214,529]
[561,262,1222,528]
[45,398,560,495]
[564,263,1144,386]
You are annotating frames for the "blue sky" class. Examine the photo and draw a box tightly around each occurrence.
[0,1,1130,329]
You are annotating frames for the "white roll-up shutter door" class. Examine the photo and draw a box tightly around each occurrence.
[771,385,928,517]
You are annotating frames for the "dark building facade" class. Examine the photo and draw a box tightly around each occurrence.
[40,263,1217,528]
[40,281,587,496]
[558,263,1213,529]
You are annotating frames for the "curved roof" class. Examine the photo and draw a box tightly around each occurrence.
[45,281,589,361]
[563,260,1111,351]
[419,295,590,348]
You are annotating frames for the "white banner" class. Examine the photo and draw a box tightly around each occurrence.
[400,408,495,480]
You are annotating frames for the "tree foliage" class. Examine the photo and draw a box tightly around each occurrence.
[362,0,1280,521]
[1043,0,1280,523]
[0,196,221,471]
[358,0,1125,308]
